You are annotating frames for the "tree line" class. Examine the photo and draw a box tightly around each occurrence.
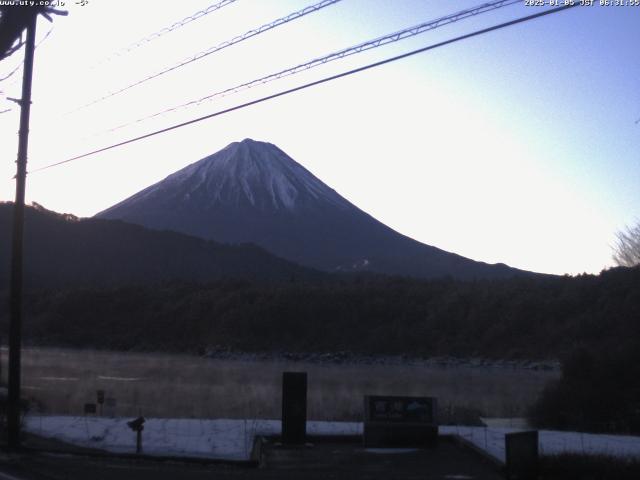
[1,265,638,360]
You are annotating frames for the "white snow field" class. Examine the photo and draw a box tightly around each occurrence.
[23,416,640,463]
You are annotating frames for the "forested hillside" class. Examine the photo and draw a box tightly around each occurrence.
[3,266,638,359]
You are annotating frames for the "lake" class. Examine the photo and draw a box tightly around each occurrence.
[7,347,559,421]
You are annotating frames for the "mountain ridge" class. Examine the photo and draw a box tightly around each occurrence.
[97,138,536,280]
[0,202,321,290]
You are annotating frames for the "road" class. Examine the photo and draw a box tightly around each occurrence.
[0,438,503,480]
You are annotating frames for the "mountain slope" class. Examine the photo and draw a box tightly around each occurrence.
[97,138,532,279]
[0,202,320,290]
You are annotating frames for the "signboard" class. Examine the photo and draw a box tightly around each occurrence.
[366,396,436,424]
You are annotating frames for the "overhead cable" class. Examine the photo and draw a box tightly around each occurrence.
[93,0,239,66]
[75,0,343,111]
[109,0,520,133]
[29,4,578,174]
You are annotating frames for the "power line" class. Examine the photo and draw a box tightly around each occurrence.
[29,4,578,174]
[74,0,343,112]
[107,0,520,134]
[0,60,22,82]
[92,0,239,67]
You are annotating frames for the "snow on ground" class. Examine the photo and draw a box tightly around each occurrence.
[23,416,360,460]
[23,416,640,463]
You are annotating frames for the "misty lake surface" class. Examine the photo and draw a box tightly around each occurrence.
[10,347,559,420]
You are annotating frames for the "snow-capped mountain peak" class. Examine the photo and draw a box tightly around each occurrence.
[97,138,529,280]
[154,138,349,212]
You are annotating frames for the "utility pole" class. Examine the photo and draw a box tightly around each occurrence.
[8,12,37,449]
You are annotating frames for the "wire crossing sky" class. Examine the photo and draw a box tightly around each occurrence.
[73,0,343,112]
[30,5,577,173]
[89,0,237,69]
[1,0,638,276]
[94,0,239,64]
[106,0,522,134]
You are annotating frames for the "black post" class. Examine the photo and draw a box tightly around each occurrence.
[127,416,145,454]
[281,372,307,444]
[136,429,142,454]
[8,13,37,449]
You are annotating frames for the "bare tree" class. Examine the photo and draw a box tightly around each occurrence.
[613,221,640,267]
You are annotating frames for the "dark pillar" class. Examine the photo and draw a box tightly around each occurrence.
[281,371,307,444]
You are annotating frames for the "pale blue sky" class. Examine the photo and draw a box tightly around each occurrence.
[0,0,638,275]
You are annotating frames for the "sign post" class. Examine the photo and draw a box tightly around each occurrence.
[127,416,145,454]
[97,389,105,415]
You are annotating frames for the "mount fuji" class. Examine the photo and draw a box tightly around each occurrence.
[96,139,530,279]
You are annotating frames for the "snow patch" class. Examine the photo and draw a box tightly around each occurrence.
[23,416,640,463]
[24,416,360,460]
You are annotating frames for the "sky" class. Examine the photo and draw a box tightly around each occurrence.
[0,0,638,276]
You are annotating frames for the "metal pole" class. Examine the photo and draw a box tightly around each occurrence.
[8,12,37,449]
[136,430,142,454]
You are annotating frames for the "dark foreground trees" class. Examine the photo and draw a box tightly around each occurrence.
[529,345,640,434]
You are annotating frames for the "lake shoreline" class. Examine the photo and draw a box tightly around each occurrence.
[201,348,561,371]
[4,345,561,372]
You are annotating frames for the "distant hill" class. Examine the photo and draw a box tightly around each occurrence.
[0,202,321,290]
[97,138,535,280]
